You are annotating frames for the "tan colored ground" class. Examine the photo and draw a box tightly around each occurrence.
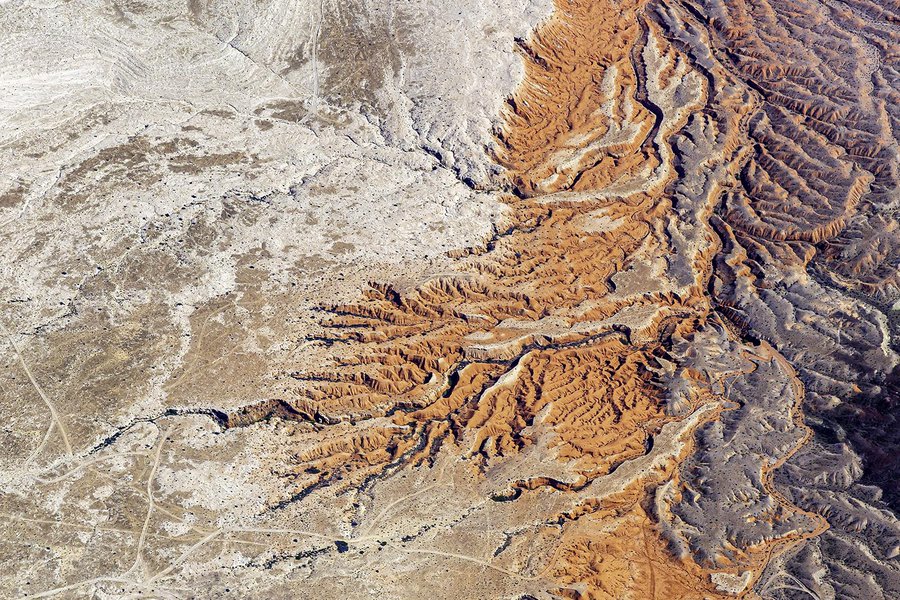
[2,0,899,598]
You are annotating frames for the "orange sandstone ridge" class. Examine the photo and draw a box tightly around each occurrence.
[4,0,897,597]
[236,0,899,596]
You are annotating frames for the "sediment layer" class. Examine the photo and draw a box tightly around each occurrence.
[3,0,898,597]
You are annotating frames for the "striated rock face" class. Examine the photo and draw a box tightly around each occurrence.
[1,0,898,598]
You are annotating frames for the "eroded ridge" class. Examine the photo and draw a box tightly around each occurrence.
[290,199,675,487]
[688,0,900,596]
[245,0,900,596]
[11,0,895,596]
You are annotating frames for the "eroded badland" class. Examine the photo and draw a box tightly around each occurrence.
[1,0,899,598]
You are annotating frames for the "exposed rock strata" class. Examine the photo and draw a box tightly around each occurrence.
[1,0,898,598]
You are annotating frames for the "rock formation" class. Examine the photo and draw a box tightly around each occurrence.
[1,0,897,598]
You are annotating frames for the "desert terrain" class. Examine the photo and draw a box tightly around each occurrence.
[1,0,898,598]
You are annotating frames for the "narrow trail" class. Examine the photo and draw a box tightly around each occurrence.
[126,428,170,579]
[1,320,72,460]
